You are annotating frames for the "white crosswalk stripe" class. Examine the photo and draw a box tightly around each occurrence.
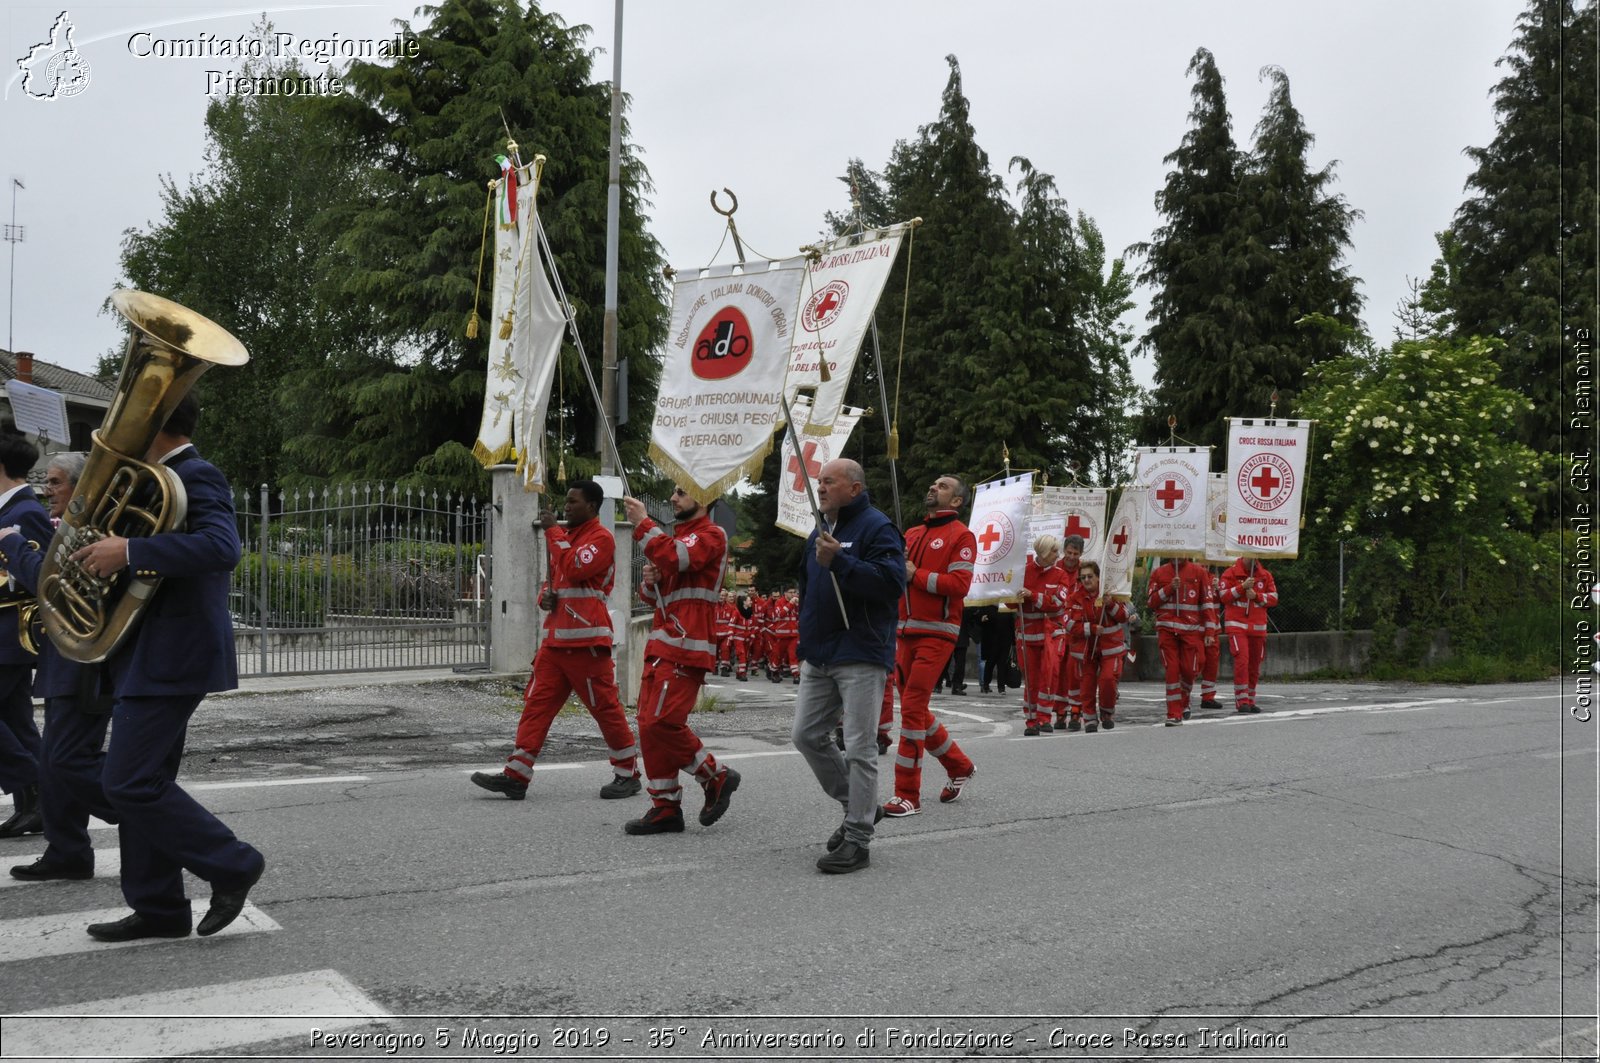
[4,969,392,1060]
[0,901,280,962]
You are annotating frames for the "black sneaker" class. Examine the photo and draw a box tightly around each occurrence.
[1100,714,1115,731]
[624,806,685,834]
[1165,718,1183,727]
[1066,717,1083,733]
[1084,721,1099,734]
[471,771,527,800]
[599,774,641,800]
[1039,721,1054,733]
[1182,707,1192,720]
[699,767,741,826]
[1024,726,1040,737]
[1201,698,1222,710]
[816,841,870,874]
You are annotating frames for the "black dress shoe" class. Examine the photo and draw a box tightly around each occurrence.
[826,807,886,852]
[87,912,191,942]
[197,858,265,937]
[10,857,93,881]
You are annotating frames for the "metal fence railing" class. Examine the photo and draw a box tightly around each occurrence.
[232,482,490,677]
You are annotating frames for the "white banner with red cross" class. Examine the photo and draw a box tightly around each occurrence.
[784,226,907,435]
[1035,485,1109,555]
[1134,446,1211,558]
[966,473,1033,603]
[774,394,865,539]
[1225,418,1311,558]
[648,258,806,504]
[1204,472,1232,565]
[1098,486,1144,601]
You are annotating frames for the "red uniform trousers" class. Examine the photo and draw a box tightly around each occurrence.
[716,635,735,671]
[892,636,975,803]
[770,636,798,679]
[1079,652,1125,719]
[1158,631,1205,720]
[506,646,638,785]
[1228,632,1267,707]
[1059,638,1083,724]
[728,636,748,677]
[1201,638,1220,701]
[1017,633,1059,728]
[636,657,721,810]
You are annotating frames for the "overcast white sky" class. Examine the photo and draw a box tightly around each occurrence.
[3,0,1516,388]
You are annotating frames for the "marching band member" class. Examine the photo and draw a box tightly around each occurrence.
[884,475,977,814]
[3,452,112,879]
[0,430,51,839]
[1220,557,1279,713]
[65,396,266,940]
[471,480,641,802]
[622,489,740,835]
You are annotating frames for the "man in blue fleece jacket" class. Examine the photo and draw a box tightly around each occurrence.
[791,458,905,874]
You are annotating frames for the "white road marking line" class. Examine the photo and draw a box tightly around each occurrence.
[0,849,121,888]
[4,969,389,1060]
[1,775,371,811]
[0,902,279,963]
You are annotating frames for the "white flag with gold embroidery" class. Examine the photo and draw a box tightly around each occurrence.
[1134,446,1211,558]
[966,473,1033,603]
[472,164,531,468]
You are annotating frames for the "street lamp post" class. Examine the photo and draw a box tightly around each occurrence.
[4,178,24,354]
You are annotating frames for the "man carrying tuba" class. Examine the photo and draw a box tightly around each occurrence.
[20,395,265,940]
[0,429,53,838]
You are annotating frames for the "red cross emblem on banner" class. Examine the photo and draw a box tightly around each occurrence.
[1155,479,1186,511]
[1250,466,1281,498]
[1064,515,1092,541]
[787,441,823,493]
[978,524,1003,551]
[1111,525,1130,554]
[815,290,841,319]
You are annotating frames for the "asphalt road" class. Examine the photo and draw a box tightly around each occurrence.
[1,675,1595,1062]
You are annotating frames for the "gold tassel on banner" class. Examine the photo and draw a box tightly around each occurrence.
[467,181,495,339]
[888,420,900,460]
[557,455,567,482]
[499,310,514,340]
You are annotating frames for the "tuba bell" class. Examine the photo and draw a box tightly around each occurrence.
[37,291,249,663]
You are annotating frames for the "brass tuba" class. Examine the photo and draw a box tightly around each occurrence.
[37,291,249,663]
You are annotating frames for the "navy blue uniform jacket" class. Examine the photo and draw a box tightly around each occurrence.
[0,487,54,669]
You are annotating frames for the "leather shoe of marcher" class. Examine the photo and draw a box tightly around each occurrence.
[10,857,92,881]
[0,784,43,838]
[197,858,265,937]
[624,806,685,835]
[87,912,191,942]
[816,841,870,874]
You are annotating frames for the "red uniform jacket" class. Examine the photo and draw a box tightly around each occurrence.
[898,511,976,643]
[1219,559,1279,635]
[1066,589,1131,658]
[635,512,727,670]
[543,518,616,650]
[1019,555,1069,646]
[1146,560,1217,638]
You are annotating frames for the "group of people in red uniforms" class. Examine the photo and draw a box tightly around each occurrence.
[712,587,799,683]
[1013,535,1279,732]
[1145,555,1279,725]
[1016,534,1132,736]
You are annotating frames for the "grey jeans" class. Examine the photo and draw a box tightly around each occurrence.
[791,659,885,847]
